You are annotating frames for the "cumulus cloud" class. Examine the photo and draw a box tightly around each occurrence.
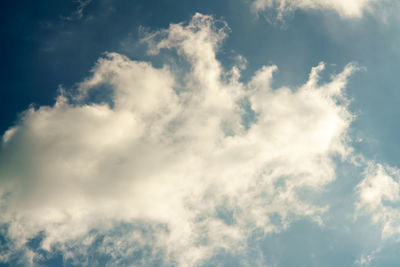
[0,13,357,266]
[250,0,386,20]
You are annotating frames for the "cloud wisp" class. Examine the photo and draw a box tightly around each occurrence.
[61,0,92,21]
[250,0,387,21]
[356,162,400,238]
[0,13,358,266]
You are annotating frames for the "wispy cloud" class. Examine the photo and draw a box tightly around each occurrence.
[356,162,400,238]
[61,0,92,21]
[250,0,390,21]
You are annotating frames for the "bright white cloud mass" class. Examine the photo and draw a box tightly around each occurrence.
[0,13,357,266]
[0,10,399,267]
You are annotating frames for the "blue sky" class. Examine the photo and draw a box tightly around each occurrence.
[1,0,400,266]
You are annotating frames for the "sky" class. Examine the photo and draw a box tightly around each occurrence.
[1,0,400,266]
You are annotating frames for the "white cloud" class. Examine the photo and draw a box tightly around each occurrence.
[250,0,385,20]
[356,162,400,238]
[0,13,357,266]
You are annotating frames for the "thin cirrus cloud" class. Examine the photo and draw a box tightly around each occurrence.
[1,13,361,266]
[250,0,386,20]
